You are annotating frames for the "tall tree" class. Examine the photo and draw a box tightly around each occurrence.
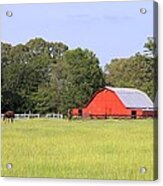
[144,37,157,57]
[55,48,105,112]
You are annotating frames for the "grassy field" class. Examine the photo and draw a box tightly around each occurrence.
[1,119,155,180]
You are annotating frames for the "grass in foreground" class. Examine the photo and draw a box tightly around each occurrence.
[1,119,154,180]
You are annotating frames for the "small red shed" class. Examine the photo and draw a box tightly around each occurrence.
[72,87,155,118]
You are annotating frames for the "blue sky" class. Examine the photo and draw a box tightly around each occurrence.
[1,1,153,66]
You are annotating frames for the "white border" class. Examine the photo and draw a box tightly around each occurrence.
[0,0,162,186]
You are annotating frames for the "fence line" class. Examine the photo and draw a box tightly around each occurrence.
[1,113,63,119]
[45,113,63,119]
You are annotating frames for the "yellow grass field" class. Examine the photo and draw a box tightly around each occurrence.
[1,119,156,180]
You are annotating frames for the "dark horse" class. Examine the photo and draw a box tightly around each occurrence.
[3,111,15,123]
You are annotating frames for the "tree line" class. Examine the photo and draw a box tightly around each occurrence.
[1,37,157,114]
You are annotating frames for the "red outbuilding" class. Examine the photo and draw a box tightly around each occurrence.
[72,87,155,119]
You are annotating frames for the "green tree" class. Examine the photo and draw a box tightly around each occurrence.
[55,48,105,114]
[144,37,157,57]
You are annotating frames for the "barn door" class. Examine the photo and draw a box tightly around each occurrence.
[131,110,137,119]
[78,108,83,117]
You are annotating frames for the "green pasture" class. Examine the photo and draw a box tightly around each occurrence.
[1,119,155,180]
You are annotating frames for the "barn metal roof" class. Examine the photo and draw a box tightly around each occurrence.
[106,87,154,109]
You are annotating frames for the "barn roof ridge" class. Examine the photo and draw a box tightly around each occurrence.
[105,86,142,93]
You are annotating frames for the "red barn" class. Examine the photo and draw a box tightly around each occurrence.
[72,87,155,119]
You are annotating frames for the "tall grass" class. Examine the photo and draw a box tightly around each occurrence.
[1,119,154,180]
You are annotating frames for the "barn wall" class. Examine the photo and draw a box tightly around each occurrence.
[143,110,157,118]
[72,108,79,116]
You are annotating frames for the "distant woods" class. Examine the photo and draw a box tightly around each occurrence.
[1,37,157,114]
